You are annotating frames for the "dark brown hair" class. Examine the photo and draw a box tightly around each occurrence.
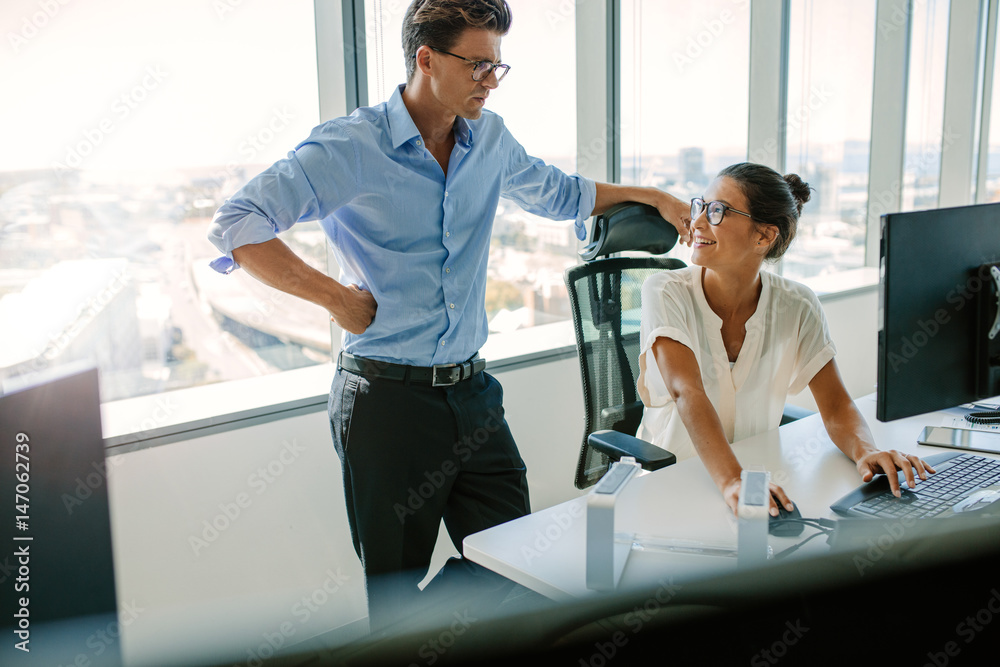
[717,162,812,261]
[402,0,513,81]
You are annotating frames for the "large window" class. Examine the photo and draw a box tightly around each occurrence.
[781,0,876,281]
[363,0,578,336]
[901,0,950,211]
[982,5,1000,202]
[5,0,993,415]
[619,0,752,267]
[0,0,321,401]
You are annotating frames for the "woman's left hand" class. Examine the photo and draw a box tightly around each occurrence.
[855,449,936,497]
[656,193,691,245]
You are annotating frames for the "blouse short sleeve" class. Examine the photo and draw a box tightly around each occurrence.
[637,270,698,408]
[786,283,837,395]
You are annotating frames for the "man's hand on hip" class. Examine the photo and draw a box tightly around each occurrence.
[331,284,377,334]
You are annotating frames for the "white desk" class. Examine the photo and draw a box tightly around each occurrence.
[463,394,994,601]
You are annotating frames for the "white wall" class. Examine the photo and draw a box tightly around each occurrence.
[108,287,877,665]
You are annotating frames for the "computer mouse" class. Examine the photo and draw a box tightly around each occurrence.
[769,503,804,537]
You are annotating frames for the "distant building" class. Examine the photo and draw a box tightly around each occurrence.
[680,147,705,185]
[0,258,143,400]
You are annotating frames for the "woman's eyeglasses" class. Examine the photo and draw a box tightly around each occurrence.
[690,197,752,226]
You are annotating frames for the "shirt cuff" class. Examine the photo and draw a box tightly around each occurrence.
[206,210,279,275]
[209,255,237,274]
[574,176,598,241]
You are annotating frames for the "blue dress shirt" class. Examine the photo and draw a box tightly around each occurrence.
[208,84,596,366]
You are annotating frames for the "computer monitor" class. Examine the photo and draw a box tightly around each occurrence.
[1,363,121,666]
[876,201,1000,421]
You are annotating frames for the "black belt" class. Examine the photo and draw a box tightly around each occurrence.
[337,351,486,387]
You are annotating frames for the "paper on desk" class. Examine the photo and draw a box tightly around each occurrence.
[942,416,1000,433]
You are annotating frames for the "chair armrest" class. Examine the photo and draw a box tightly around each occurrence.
[588,430,676,471]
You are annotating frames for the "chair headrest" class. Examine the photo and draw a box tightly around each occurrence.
[579,202,679,261]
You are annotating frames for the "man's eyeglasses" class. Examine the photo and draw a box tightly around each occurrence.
[429,47,510,82]
[690,197,752,226]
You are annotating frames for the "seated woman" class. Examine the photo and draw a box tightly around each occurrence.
[635,162,934,515]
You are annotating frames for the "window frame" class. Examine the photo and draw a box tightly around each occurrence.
[102,0,998,449]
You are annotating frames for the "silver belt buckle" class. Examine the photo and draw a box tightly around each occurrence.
[432,364,460,387]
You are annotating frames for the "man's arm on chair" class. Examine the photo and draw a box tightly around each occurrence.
[593,182,692,244]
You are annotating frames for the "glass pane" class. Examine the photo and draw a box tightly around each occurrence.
[0,0,320,400]
[781,0,876,282]
[902,0,950,211]
[364,0,578,333]
[620,0,752,266]
[983,9,1000,201]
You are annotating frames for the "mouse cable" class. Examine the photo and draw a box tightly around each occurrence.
[773,530,830,561]
[773,517,836,532]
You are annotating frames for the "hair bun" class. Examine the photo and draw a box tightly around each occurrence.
[783,173,811,214]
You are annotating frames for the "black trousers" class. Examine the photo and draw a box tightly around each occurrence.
[328,365,531,632]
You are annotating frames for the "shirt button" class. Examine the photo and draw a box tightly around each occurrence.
[444,191,449,197]
[441,340,446,346]
[445,267,451,274]
[416,140,422,145]
[445,231,450,237]
[450,303,455,309]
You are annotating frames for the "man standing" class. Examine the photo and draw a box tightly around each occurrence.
[208,0,689,632]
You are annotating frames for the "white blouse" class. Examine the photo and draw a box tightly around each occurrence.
[635,266,836,462]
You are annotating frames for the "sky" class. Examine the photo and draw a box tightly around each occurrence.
[0,0,959,175]
[0,0,319,172]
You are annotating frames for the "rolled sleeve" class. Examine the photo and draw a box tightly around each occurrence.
[206,122,358,274]
[500,123,596,234]
[207,209,282,273]
[574,175,597,240]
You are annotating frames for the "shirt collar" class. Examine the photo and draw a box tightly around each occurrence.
[387,84,421,150]
[454,116,473,147]
[386,83,475,149]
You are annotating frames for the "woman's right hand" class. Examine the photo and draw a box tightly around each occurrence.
[719,476,796,517]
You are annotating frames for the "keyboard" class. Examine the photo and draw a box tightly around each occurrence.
[830,451,1000,519]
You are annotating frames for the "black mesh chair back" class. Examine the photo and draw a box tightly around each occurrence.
[566,255,685,489]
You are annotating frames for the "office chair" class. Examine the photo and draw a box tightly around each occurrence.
[566,203,685,489]
[565,203,815,489]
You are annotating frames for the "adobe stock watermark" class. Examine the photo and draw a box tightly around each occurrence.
[543,0,579,29]
[52,65,169,171]
[410,609,479,666]
[785,424,836,473]
[189,438,306,557]
[878,0,932,38]
[577,578,682,667]
[519,501,585,565]
[576,113,636,178]
[393,408,505,523]
[750,618,810,666]
[236,567,351,667]
[673,0,751,74]
[748,84,835,165]
[851,515,916,576]
[60,397,180,516]
[21,264,132,375]
[7,0,72,54]
[923,588,1000,667]
[885,258,997,374]
[205,107,295,191]
[43,600,146,667]
[212,0,255,20]
[867,126,960,223]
